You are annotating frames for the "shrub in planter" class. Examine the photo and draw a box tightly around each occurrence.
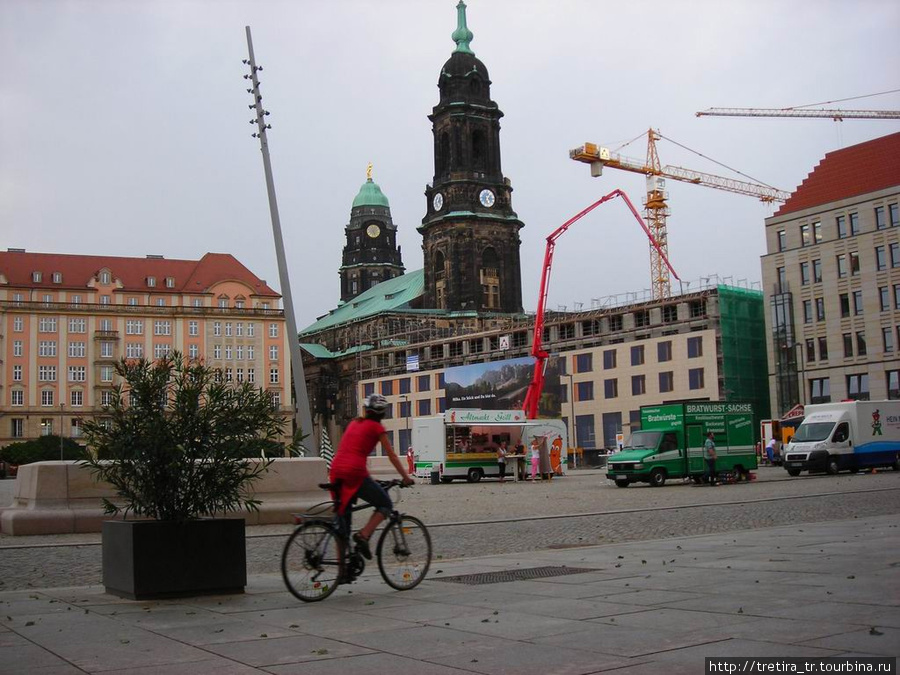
[82,353,292,598]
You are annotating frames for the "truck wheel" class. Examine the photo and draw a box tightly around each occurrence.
[466,468,482,483]
[733,466,744,482]
[786,468,801,477]
[614,479,630,488]
[892,457,900,471]
[649,469,666,488]
[826,457,840,475]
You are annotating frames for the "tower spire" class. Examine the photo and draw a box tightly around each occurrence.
[452,1,474,55]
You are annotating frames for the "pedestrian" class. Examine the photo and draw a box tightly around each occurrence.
[530,437,541,481]
[329,394,414,560]
[765,437,776,466]
[704,431,718,486]
[515,442,526,480]
[497,440,508,482]
[406,446,415,475]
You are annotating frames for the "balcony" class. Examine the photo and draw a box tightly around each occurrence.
[94,330,119,340]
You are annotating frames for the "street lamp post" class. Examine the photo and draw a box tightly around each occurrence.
[401,394,410,451]
[564,373,576,468]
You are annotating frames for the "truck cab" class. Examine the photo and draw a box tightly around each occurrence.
[607,429,686,488]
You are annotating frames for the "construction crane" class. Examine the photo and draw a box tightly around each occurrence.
[697,107,900,121]
[570,129,790,300]
[522,189,679,419]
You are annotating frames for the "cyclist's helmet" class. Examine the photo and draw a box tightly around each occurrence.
[363,393,389,417]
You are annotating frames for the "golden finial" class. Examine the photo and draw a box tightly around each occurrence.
[366,162,373,181]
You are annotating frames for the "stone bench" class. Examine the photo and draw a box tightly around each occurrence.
[0,455,400,536]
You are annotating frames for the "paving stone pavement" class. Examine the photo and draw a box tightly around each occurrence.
[0,514,897,674]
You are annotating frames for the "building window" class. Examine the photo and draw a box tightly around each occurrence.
[810,378,830,404]
[891,243,900,268]
[126,319,144,335]
[812,259,822,283]
[880,287,890,312]
[269,323,279,338]
[799,262,809,286]
[777,230,786,251]
[836,254,847,278]
[126,343,143,358]
[687,336,703,358]
[895,284,900,310]
[846,373,869,401]
[13,340,23,357]
[876,246,887,270]
[247,323,255,337]
[818,336,828,361]
[268,345,278,361]
[631,374,646,396]
[100,341,114,358]
[876,206,886,230]
[604,379,618,399]
[399,378,411,395]
[381,380,394,396]
[888,371,900,399]
[609,315,623,332]
[634,310,650,327]
[68,366,86,382]
[800,224,810,246]
[849,251,860,276]
[417,399,431,416]
[417,374,430,392]
[11,419,24,438]
[574,414,596,449]
[99,318,113,332]
[659,371,674,393]
[657,341,672,362]
[154,321,171,336]
[364,383,375,397]
[13,316,23,332]
[777,266,786,292]
[603,349,616,369]
[41,390,55,406]
[165,277,175,288]
[437,372,446,389]
[189,321,198,336]
[662,305,678,323]
[39,341,57,357]
[803,300,812,324]
[884,327,895,354]
[236,323,243,337]
[889,203,899,227]
[247,368,255,383]
[213,345,221,359]
[33,271,42,282]
[839,294,850,318]
[849,212,859,236]
[225,322,232,337]
[236,345,243,360]
[843,333,853,358]
[154,344,171,358]
[688,368,705,390]
[269,368,279,384]
[836,215,847,239]
[631,345,644,366]
[805,338,815,363]
[577,381,594,401]
[812,221,822,243]
[39,317,57,333]
[71,390,83,407]
[100,390,115,407]
[38,365,57,381]
[214,322,221,336]
[856,331,866,356]
[225,346,232,360]
[11,390,24,406]
[575,353,592,373]
[816,298,825,322]
[188,344,198,359]
[41,419,54,436]
[146,276,156,287]
[101,365,114,382]
[852,290,863,316]
[13,365,22,381]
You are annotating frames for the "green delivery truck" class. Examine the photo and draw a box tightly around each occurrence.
[606,402,757,487]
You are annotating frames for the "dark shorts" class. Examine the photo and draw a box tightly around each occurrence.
[353,476,393,518]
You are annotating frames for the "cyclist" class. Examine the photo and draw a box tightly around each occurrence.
[329,393,414,560]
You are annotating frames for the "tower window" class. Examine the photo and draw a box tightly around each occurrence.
[481,247,500,309]
[438,132,450,176]
[472,129,486,171]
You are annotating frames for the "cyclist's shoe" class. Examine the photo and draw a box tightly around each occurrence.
[353,532,372,560]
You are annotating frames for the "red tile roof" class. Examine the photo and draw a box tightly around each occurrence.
[775,132,900,217]
[0,251,279,297]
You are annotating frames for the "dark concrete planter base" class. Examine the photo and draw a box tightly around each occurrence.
[102,519,247,600]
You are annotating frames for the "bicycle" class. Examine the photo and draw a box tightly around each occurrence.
[281,479,433,602]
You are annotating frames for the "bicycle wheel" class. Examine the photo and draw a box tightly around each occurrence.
[376,515,432,591]
[281,520,345,602]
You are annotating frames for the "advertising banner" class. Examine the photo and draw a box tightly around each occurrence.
[444,356,561,417]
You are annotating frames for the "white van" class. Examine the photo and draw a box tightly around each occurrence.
[783,401,900,476]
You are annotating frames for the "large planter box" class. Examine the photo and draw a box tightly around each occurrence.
[102,518,246,600]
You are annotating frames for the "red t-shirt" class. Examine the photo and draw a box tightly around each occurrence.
[329,418,385,511]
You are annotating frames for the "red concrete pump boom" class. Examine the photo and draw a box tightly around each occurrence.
[522,189,680,419]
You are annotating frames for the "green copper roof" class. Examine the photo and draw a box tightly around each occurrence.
[351,177,390,209]
[452,1,474,55]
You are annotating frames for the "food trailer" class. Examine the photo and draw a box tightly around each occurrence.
[412,409,568,482]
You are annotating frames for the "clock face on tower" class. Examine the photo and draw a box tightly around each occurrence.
[479,189,495,208]
[432,192,444,211]
[366,224,381,239]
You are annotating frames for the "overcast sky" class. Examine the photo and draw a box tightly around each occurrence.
[2,0,899,328]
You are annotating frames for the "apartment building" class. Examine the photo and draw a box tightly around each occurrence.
[762,132,900,415]
[328,285,768,452]
[0,250,292,446]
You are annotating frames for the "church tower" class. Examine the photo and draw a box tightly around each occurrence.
[339,166,405,302]
[419,1,523,313]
